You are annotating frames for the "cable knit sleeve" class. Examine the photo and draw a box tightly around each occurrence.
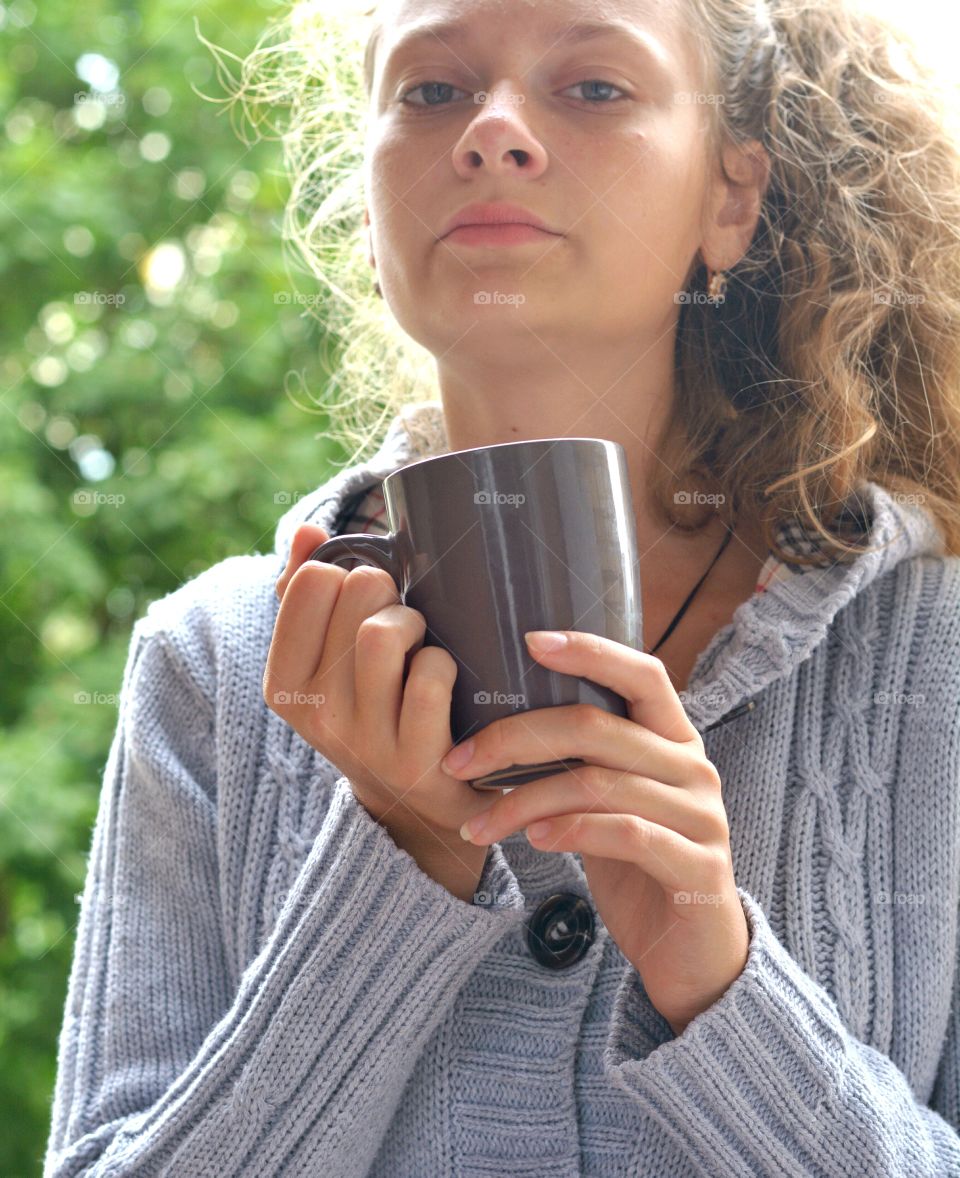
[931,922,960,1153]
[43,618,527,1178]
[602,885,960,1176]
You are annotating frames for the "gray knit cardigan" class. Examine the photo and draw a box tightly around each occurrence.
[44,402,960,1176]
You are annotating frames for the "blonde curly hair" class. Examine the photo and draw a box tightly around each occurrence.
[199,0,960,566]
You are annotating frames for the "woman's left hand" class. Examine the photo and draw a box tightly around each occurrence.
[440,629,750,1037]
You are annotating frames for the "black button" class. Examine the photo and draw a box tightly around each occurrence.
[526,892,595,969]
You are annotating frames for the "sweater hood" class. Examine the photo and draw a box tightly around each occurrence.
[273,400,948,731]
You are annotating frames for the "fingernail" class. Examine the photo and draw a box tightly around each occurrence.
[460,811,490,841]
[442,739,474,774]
[525,630,568,652]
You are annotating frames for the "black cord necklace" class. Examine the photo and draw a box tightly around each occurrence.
[646,519,735,655]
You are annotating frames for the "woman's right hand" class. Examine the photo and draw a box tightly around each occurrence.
[264,522,504,904]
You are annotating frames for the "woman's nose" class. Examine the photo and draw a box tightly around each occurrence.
[450,88,549,179]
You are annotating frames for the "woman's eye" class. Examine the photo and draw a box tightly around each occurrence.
[399,78,629,109]
[561,79,629,104]
[400,81,471,108]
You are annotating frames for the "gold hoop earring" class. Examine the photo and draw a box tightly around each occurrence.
[706,267,728,303]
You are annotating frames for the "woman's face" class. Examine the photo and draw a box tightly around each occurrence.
[364,0,736,364]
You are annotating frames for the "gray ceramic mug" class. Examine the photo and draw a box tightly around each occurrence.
[307,437,642,790]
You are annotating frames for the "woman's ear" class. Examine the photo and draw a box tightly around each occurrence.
[701,138,771,271]
[364,206,376,272]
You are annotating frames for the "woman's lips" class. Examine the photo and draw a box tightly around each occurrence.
[443,223,560,246]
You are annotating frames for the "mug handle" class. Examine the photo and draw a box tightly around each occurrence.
[307,533,405,594]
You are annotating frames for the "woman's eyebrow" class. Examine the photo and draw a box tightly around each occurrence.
[379,17,674,81]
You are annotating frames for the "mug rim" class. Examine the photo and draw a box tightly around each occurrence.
[384,435,621,489]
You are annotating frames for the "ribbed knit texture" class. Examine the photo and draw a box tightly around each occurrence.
[44,401,960,1176]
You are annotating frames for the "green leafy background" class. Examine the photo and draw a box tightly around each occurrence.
[1,2,354,1171]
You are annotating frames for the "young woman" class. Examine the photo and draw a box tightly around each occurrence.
[45,0,960,1174]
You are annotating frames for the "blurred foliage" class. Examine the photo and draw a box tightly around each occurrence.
[0,1,353,1171]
